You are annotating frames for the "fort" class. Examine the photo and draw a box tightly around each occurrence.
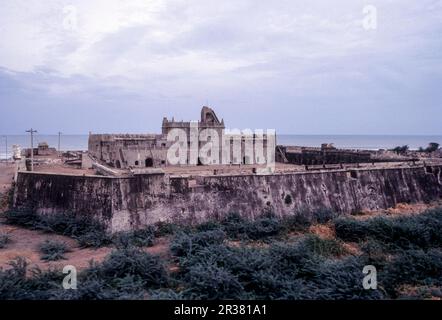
[9,106,442,233]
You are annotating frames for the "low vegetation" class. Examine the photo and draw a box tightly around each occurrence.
[4,209,111,248]
[0,232,11,249]
[391,145,409,155]
[418,142,440,153]
[334,209,442,251]
[1,207,442,299]
[38,240,69,261]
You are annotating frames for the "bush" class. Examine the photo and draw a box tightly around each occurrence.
[4,208,39,228]
[170,230,226,257]
[4,209,111,248]
[219,213,285,241]
[308,256,385,300]
[280,208,337,234]
[97,248,169,289]
[312,208,337,224]
[149,289,185,300]
[391,145,409,155]
[220,212,248,239]
[301,235,347,257]
[0,257,64,300]
[182,262,246,300]
[334,209,442,250]
[381,249,442,297]
[196,221,223,232]
[281,211,311,232]
[113,227,155,248]
[39,240,69,261]
[0,232,11,249]
[153,222,179,237]
[244,217,284,240]
[268,242,323,279]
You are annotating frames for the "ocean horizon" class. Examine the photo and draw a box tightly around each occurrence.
[1,134,441,159]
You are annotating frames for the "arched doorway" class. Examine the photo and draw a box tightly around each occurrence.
[145,158,153,167]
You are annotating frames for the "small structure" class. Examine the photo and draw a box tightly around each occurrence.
[276,144,372,165]
[12,145,22,160]
[22,142,57,157]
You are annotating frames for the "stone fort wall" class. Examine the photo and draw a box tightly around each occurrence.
[13,165,442,233]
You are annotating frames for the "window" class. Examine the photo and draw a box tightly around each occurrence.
[145,158,154,167]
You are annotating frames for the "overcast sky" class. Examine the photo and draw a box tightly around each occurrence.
[0,0,441,134]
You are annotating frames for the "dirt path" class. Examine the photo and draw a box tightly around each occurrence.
[0,222,171,272]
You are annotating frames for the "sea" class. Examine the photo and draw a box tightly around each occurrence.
[0,134,441,159]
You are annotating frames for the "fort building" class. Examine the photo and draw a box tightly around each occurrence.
[88,106,272,170]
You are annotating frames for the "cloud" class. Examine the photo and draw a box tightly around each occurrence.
[0,0,441,134]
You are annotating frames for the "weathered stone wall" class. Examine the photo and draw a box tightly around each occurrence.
[13,165,442,233]
[13,173,115,228]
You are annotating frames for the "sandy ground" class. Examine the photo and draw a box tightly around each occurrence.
[0,221,170,272]
[0,162,15,195]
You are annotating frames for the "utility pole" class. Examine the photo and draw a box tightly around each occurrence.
[2,136,7,160]
[26,128,37,171]
[58,131,62,154]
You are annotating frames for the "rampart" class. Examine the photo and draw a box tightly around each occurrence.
[13,165,442,233]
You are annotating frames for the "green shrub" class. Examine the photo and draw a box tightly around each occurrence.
[312,208,337,224]
[244,217,284,240]
[0,257,28,299]
[97,248,169,289]
[301,235,347,257]
[381,249,442,297]
[113,227,155,248]
[196,221,223,232]
[219,213,285,241]
[149,289,185,300]
[182,262,246,300]
[268,242,323,279]
[281,212,311,232]
[334,209,442,250]
[4,208,39,228]
[170,230,226,257]
[39,240,69,261]
[154,222,178,237]
[4,209,111,248]
[220,212,248,239]
[0,257,64,300]
[0,233,11,249]
[308,256,385,300]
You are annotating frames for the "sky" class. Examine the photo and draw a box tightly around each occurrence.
[0,0,441,135]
